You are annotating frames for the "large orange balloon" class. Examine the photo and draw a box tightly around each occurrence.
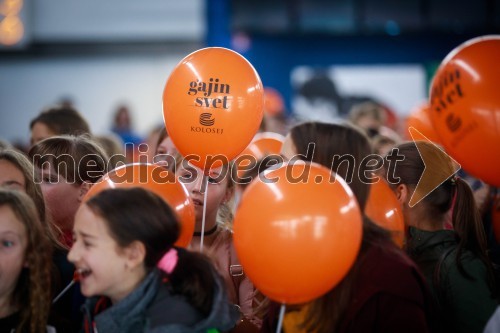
[85,164,195,247]
[366,180,405,248]
[406,102,441,143]
[163,47,264,170]
[429,36,500,186]
[233,163,363,304]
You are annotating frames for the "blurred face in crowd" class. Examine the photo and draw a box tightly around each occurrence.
[39,163,84,232]
[177,162,231,231]
[30,122,55,147]
[0,160,25,192]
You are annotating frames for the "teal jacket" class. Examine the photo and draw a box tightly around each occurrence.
[407,227,498,333]
[81,268,239,333]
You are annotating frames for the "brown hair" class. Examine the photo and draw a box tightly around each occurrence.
[86,187,218,316]
[29,135,109,185]
[289,121,372,210]
[387,141,494,284]
[289,121,392,332]
[155,128,168,151]
[30,105,91,137]
[0,149,64,249]
[0,189,53,333]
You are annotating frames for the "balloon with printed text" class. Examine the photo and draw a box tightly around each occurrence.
[84,163,195,247]
[429,36,500,186]
[233,163,363,304]
[163,47,264,170]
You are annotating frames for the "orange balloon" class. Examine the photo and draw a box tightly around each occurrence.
[264,87,285,116]
[429,36,500,186]
[163,47,264,170]
[365,180,405,248]
[405,102,441,143]
[243,132,285,158]
[85,164,195,247]
[236,132,285,178]
[233,163,363,304]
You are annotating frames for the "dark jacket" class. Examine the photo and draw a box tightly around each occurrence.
[262,239,435,333]
[81,268,239,333]
[407,227,498,333]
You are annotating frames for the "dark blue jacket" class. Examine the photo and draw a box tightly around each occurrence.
[81,268,239,333]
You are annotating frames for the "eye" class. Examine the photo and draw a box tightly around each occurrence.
[42,175,58,184]
[208,177,220,184]
[179,171,194,182]
[1,240,14,248]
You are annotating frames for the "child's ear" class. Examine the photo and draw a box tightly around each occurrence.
[395,184,409,204]
[78,181,92,202]
[125,241,146,270]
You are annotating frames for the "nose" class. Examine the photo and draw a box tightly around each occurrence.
[67,242,79,264]
[191,172,207,194]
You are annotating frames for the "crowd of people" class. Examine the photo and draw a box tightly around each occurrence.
[0,91,499,333]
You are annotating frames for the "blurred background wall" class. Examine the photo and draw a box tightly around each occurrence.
[1,0,499,146]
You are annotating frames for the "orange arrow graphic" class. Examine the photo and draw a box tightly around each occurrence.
[408,127,461,207]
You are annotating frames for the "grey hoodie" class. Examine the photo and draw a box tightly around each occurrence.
[81,269,239,333]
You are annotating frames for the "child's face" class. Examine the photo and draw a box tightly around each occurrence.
[68,204,138,304]
[0,160,25,192]
[177,163,231,229]
[30,122,56,147]
[155,136,177,157]
[0,205,27,305]
[39,164,82,232]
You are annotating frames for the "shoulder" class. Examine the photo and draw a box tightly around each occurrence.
[440,247,491,285]
[147,283,204,329]
[344,242,434,331]
[358,241,429,303]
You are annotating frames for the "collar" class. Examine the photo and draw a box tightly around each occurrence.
[406,227,457,255]
[193,224,219,237]
[84,269,161,332]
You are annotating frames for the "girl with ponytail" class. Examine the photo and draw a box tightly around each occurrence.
[385,141,498,333]
[68,187,238,333]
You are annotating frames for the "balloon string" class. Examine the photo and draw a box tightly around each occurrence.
[276,303,286,333]
[200,174,209,253]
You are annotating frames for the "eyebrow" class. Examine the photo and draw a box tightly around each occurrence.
[0,231,21,237]
[2,180,24,187]
[208,171,222,178]
[78,231,97,239]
